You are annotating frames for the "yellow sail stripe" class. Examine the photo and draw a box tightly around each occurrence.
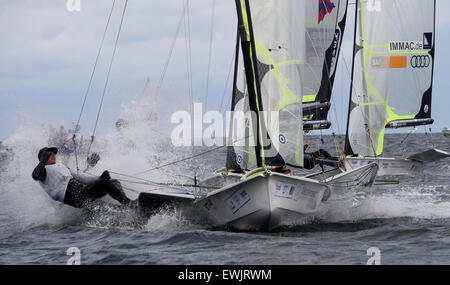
[358,1,416,156]
[303,94,317,103]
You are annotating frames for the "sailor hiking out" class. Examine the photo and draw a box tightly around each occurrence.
[32,147,137,209]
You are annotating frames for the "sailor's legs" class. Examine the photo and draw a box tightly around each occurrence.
[64,178,131,208]
[86,179,131,205]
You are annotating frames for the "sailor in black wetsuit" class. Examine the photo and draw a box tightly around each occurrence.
[32,147,137,209]
[303,140,334,170]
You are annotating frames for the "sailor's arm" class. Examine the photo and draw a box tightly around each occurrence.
[304,140,312,152]
[32,152,52,182]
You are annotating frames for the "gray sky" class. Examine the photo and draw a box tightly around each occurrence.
[1,0,449,141]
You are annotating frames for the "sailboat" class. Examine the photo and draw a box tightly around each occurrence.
[343,0,449,177]
[190,0,378,230]
[443,127,450,139]
[297,0,379,192]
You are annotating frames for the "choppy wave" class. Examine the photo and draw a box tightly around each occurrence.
[0,107,449,263]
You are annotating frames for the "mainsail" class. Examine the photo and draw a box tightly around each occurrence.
[344,0,436,157]
[227,0,350,170]
[302,0,349,129]
[226,31,257,172]
[228,0,318,169]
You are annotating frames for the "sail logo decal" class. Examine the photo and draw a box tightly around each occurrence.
[318,0,335,24]
[371,56,389,68]
[275,181,296,200]
[225,187,251,214]
[332,29,341,58]
[410,55,431,68]
[391,33,433,52]
[423,33,433,49]
[330,28,341,72]
[279,134,286,145]
[371,56,407,69]
[303,114,314,121]
[390,41,423,52]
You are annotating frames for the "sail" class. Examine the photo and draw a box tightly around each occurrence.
[226,32,257,172]
[302,0,349,125]
[345,0,436,157]
[136,79,158,130]
[235,0,315,167]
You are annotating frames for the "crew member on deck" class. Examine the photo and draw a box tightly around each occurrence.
[303,140,334,170]
[32,147,137,209]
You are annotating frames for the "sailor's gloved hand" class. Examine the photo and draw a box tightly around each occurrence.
[100,170,111,180]
[87,152,100,167]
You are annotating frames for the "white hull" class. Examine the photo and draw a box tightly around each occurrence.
[194,170,328,230]
[345,156,423,177]
[345,148,450,177]
[443,128,450,138]
[305,163,379,196]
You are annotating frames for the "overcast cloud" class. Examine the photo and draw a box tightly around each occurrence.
[0,0,449,141]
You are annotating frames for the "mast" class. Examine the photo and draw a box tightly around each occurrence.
[235,0,263,167]
[344,0,360,156]
[234,0,288,168]
[234,0,322,168]
[226,26,245,172]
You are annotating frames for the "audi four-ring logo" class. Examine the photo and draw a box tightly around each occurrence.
[410,55,431,68]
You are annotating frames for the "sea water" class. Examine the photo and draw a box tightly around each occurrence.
[0,115,449,264]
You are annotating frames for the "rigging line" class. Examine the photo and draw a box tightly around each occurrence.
[155,1,188,97]
[108,175,220,190]
[181,1,196,152]
[425,126,435,148]
[332,133,342,163]
[82,171,198,194]
[72,0,116,173]
[204,0,216,108]
[219,48,236,114]
[90,0,129,144]
[365,124,379,163]
[75,0,116,130]
[183,0,194,118]
[339,2,373,129]
[133,144,226,176]
[340,40,374,142]
[348,1,370,5]
[397,128,415,146]
[122,185,195,195]
[121,184,194,195]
